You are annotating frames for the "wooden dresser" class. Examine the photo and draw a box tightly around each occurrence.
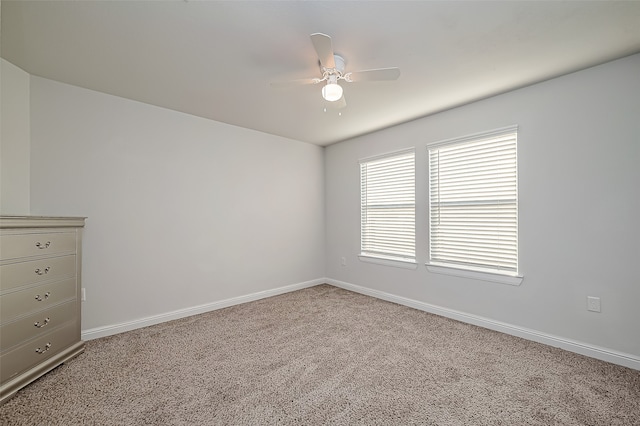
[0,216,86,404]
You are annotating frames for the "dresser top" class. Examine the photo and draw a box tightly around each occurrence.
[0,216,86,228]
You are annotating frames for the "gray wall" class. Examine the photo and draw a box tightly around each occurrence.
[1,59,30,214]
[325,54,640,361]
[29,76,325,332]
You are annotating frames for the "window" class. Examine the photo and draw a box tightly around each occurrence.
[428,126,519,281]
[360,149,415,265]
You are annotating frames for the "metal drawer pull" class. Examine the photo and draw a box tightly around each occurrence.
[34,292,51,301]
[36,241,51,249]
[34,318,51,328]
[35,267,51,275]
[35,343,52,354]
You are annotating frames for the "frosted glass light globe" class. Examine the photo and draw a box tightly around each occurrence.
[322,83,343,102]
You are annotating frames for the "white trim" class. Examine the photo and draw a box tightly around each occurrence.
[82,277,640,371]
[426,125,519,149]
[81,278,324,340]
[360,150,416,262]
[325,278,640,371]
[426,263,523,286]
[358,147,415,164]
[427,127,519,275]
[359,255,418,270]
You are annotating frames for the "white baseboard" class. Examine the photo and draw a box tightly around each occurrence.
[82,277,639,371]
[81,278,325,341]
[326,278,640,371]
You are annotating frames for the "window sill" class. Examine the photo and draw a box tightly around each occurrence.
[359,255,418,270]
[425,263,523,286]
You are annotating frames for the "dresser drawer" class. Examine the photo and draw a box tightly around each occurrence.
[0,255,76,292]
[0,232,77,261]
[0,322,78,383]
[0,301,77,351]
[0,278,76,323]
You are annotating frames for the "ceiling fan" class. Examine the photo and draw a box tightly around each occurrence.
[271,33,401,109]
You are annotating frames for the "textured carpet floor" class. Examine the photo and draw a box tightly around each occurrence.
[1,284,639,425]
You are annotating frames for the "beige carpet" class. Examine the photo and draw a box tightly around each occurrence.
[1,284,638,425]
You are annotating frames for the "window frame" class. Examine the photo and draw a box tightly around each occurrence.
[359,148,417,268]
[426,126,523,285]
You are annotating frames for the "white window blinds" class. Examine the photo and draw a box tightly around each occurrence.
[428,126,518,275]
[360,149,415,262]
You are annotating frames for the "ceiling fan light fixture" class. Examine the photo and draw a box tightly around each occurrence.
[322,82,343,102]
[271,33,399,110]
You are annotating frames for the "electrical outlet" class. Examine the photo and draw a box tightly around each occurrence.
[587,296,601,313]
[340,257,346,266]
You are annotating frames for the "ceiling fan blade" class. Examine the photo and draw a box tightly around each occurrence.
[325,96,346,110]
[310,33,336,69]
[270,77,322,88]
[346,67,401,82]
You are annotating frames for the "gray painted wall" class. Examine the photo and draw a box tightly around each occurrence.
[1,59,30,214]
[325,54,640,359]
[29,76,325,331]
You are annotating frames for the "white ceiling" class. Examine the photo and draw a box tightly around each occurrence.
[2,1,640,146]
